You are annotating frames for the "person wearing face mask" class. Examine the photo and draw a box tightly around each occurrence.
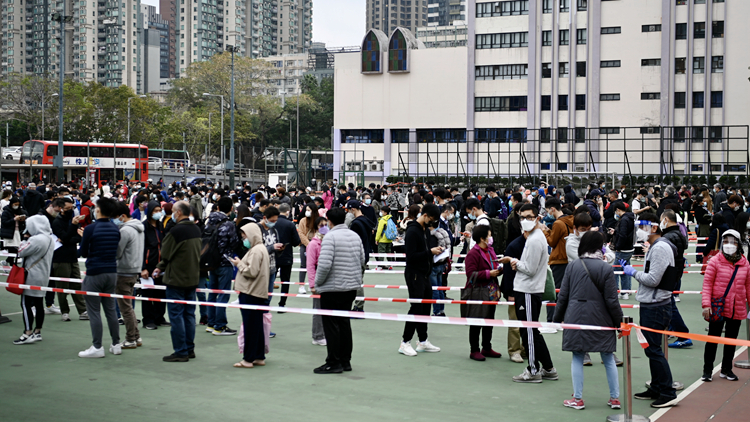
[732,212,750,253]
[701,229,750,382]
[719,194,744,229]
[38,198,66,315]
[51,197,88,322]
[274,203,301,308]
[542,198,574,328]
[398,204,444,357]
[704,213,730,262]
[22,182,45,217]
[712,183,727,214]
[657,210,691,349]
[566,212,617,264]
[130,195,149,223]
[619,213,680,408]
[306,217,329,346]
[375,205,395,270]
[498,204,556,383]
[113,202,145,348]
[360,192,378,253]
[463,198,490,251]
[140,201,169,331]
[609,202,636,300]
[426,214,451,317]
[346,200,373,313]
[1,196,27,267]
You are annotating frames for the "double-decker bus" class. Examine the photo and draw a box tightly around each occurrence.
[20,140,149,186]
[148,149,190,170]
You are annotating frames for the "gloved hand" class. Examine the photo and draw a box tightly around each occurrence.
[619,259,637,277]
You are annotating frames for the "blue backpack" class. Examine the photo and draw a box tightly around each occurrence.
[384,217,398,241]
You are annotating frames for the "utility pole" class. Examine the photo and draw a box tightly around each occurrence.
[52,11,72,183]
[227,45,238,188]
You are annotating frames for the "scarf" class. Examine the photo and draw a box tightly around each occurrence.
[581,250,604,261]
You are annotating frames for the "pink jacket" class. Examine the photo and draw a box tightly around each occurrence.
[306,236,322,288]
[321,191,333,210]
[702,253,750,320]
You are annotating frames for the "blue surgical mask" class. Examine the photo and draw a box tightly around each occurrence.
[152,212,163,221]
[112,218,122,227]
[468,214,477,220]
[365,198,372,205]
[242,239,251,249]
[266,221,276,229]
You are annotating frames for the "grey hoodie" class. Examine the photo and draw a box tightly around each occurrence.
[634,238,676,304]
[18,215,55,297]
[117,218,145,275]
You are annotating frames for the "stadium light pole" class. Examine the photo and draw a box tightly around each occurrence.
[42,93,59,140]
[226,44,239,188]
[51,11,73,183]
[203,92,224,185]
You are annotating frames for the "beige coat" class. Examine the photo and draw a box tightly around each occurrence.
[234,223,270,299]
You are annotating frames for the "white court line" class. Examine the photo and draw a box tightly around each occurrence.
[650,346,748,421]
[3,311,22,316]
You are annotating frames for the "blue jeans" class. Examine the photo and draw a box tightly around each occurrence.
[571,351,619,400]
[196,275,208,320]
[639,304,676,400]
[165,286,196,357]
[207,266,233,329]
[429,264,445,315]
[265,271,277,307]
[615,251,633,291]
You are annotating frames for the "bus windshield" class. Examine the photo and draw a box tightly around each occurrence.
[21,141,45,163]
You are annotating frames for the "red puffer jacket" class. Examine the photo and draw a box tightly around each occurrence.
[702,253,750,320]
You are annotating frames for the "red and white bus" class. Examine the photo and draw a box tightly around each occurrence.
[20,140,149,186]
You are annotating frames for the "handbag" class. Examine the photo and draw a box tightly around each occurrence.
[4,226,21,248]
[542,266,556,302]
[701,230,721,275]
[708,266,740,323]
[5,238,52,295]
[460,273,492,319]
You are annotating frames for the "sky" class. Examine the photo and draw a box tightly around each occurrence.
[141,0,365,47]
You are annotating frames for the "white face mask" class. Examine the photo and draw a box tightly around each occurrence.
[638,227,652,237]
[521,219,536,232]
[188,215,195,222]
[305,210,312,218]
[659,220,667,231]
[723,243,737,255]
[746,221,750,230]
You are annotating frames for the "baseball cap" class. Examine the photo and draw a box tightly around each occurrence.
[345,200,361,209]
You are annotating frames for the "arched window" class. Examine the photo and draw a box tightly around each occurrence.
[362,31,381,73]
[388,29,407,72]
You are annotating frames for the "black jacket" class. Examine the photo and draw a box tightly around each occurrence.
[274,215,300,267]
[22,188,45,217]
[506,213,523,245]
[404,220,431,275]
[360,204,377,228]
[51,212,81,263]
[142,220,163,273]
[662,225,688,256]
[501,235,526,298]
[563,185,579,206]
[0,204,26,239]
[350,215,373,263]
[612,212,635,252]
[720,203,740,229]
[657,194,679,217]
[603,200,622,230]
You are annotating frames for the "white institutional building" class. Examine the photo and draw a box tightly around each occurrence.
[333,0,750,185]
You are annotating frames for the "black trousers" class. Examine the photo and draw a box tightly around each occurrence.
[469,305,496,352]
[141,276,167,326]
[22,295,44,331]
[704,317,743,373]
[515,292,554,374]
[320,290,357,367]
[277,264,293,306]
[546,263,567,322]
[402,271,432,342]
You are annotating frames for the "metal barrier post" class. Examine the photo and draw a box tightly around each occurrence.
[735,318,750,369]
[608,316,650,422]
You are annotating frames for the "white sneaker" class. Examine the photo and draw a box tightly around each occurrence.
[230,299,240,305]
[416,340,441,353]
[510,352,524,363]
[31,333,42,342]
[619,293,629,300]
[674,296,680,302]
[539,327,558,334]
[45,304,61,315]
[78,345,105,358]
[398,342,418,356]
[61,313,71,322]
[298,286,307,294]
[312,338,327,346]
[109,343,122,355]
[79,311,89,320]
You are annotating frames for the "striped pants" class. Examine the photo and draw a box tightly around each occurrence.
[514,292,554,375]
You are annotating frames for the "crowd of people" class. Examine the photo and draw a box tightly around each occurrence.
[1,177,749,408]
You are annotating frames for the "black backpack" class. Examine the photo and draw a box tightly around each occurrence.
[488,217,508,256]
[199,222,222,271]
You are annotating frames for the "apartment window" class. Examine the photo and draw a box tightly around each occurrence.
[675,58,686,74]
[691,164,704,172]
[557,128,568,143]
[559,29,569,45]
[542,0,552,13]
[542,163,551,170]
[560,0,569,12]
[475,128,528,143]
[600,94,620,101]
[574,128,586,143]
[641,92,660,100]
[675,23,687,40]
[390,129,409,144]
[600,127,620,134]
[576,62,586,77]
[558,163,569,171]
[575,94,586,110]
[712,56,724,73]
[576,29,587,45]
[559,62,569,77]
[709,126,723,143]
[341,130,384,143]
[541,95,551,111]
[540,128,551,142]
[542,30,552,46]
[673,127,686,143]
[712,21,724,38]
[641,58,661,66]
[601,27,621,34]
[674,92,686,108]
[693,57,705,74]
[542,63,552,78]
[559,95,569,111]
[600,60,621,68]
[476,1,530,17]
[642,24,661,32]
[694,22,705,39]
[475,64,529,80]
[693,92,705,108]
[476,32,529,49]
[577,0,587,11]
[711,91,723,108]
[475,96,529,112]
[691,127,704,142]
[416,129,467,143]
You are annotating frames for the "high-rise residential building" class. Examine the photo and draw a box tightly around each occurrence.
[245,0,312,59]
[416,23,467,48]
[427,0,466,26]
[159,0,177,78]
[142,5,171,81]
[366,0,428,36]
[334,1,750,184]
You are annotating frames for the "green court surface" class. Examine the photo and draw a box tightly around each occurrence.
[0,252,746,422]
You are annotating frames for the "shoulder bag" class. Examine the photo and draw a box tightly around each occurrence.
[708,265,740,323]
[5,237,52,295]
[460,272,492,319]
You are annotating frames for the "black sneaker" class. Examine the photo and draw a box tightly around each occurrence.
[199,316,208,325]
[342,362,352,372]
[720,370,738,381]
[118,318,125,325]
[701,371,713,382]
[651,396,679,408]
[313,363,343,374]
[188,350,196,359]
[212,326,237,336]
[163,354,189,362]
[145,323,158,330]
[277,305,286,314]
[157,321,171,327]
[634,390,660,400]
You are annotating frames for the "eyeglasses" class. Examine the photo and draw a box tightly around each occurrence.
[519,215,537,221]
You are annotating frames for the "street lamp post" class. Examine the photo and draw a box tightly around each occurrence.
[41,93,59,140]
[203,92,224,185]
[207,112,212,177]
[52,11,73,183]
[226,45,239,188]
